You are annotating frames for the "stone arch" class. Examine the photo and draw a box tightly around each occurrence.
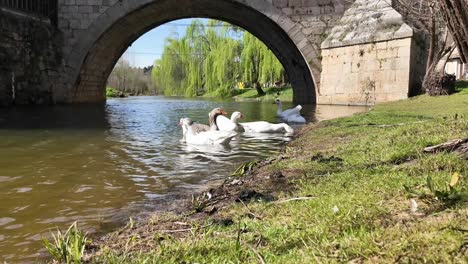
[63,0,319,104]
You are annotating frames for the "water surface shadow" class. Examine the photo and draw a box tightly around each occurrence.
[0,105,110,129]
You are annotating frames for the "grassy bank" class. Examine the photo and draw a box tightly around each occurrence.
[65,86,467,263]
[234,86,293,102]
[199,86,293,102]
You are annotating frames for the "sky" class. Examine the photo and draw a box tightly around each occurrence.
[121,18,198,68]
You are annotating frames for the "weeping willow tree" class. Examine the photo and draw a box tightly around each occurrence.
[260,47,285,86]
[152,38,188,96]
[204,21,242,96]
[152,19,286,97]
[241,32,286,96]
[241,32,265,95]
[184,20,208,97]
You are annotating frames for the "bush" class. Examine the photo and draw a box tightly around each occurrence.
[106,87,119,98]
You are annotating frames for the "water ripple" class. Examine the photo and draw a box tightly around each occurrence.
[0,96,367,262]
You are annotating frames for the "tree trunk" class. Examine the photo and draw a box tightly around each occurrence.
[437,0,468,63]
[253,81,265,96]
[394,0,462,95]
[424,71,456,96]
[426,5,437,72]
[251,55,265,96]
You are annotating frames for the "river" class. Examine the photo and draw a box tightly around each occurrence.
[0,96,367,262]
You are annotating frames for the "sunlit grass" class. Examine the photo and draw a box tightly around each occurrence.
[90,90,468,263]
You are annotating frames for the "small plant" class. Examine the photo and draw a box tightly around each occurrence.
[42,221,89,264]
[191,193,210,212]
[361,78,376,105]
[404,173,468,206]
[231,161,258,177]
[128,216,135,229]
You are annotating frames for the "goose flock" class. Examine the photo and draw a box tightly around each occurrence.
[179,99,306,145]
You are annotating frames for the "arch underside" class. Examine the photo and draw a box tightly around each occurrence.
[71,0,316,104]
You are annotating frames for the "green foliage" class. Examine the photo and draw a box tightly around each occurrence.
[191,193,212,212]
[106,87,119,98]
[42,221,89,264]
[241,32,283,87]
[152,19,285,98]
[405,173,468,206]
[231,161,259,177]
[108,60,156,95]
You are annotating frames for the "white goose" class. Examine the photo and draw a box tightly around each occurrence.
[274,99,306,123]
[274,99,302,118]
[180,118,237,145]
[216,112,245,132]
[208,108,229,131]
[179,108,226,141]
[285,114,306,124]
[217,112,294,133]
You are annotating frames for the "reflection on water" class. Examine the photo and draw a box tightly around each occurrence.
[0,96,367,262]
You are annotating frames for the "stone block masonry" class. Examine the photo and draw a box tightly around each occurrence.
[0,8,64,106]
[58,0,119,51]
[319,38,416,105]
[318,0,425,105]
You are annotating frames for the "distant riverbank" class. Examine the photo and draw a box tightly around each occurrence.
[106,87,128,98]
[107,86,294,102]
[232,86,292,102]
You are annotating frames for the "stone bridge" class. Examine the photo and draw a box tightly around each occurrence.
[0,0,425,106]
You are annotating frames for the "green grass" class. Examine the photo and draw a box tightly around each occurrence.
[88,91,467,263]
[455,80,468,93]
[43,222,89,264]
[201,87,245,99]
[235,86,293,102]
[200,86,292,101]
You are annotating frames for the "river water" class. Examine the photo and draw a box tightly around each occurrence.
[0,96,366,262]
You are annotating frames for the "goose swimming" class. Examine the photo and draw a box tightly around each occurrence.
[284,114,306,124]
[180,117,237,145]
[216,112,245,132]
[274,99,302,119]
[274,99,306,123]
[208,108,228,131]
[180,108,228,141]
[217,111,294,133]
